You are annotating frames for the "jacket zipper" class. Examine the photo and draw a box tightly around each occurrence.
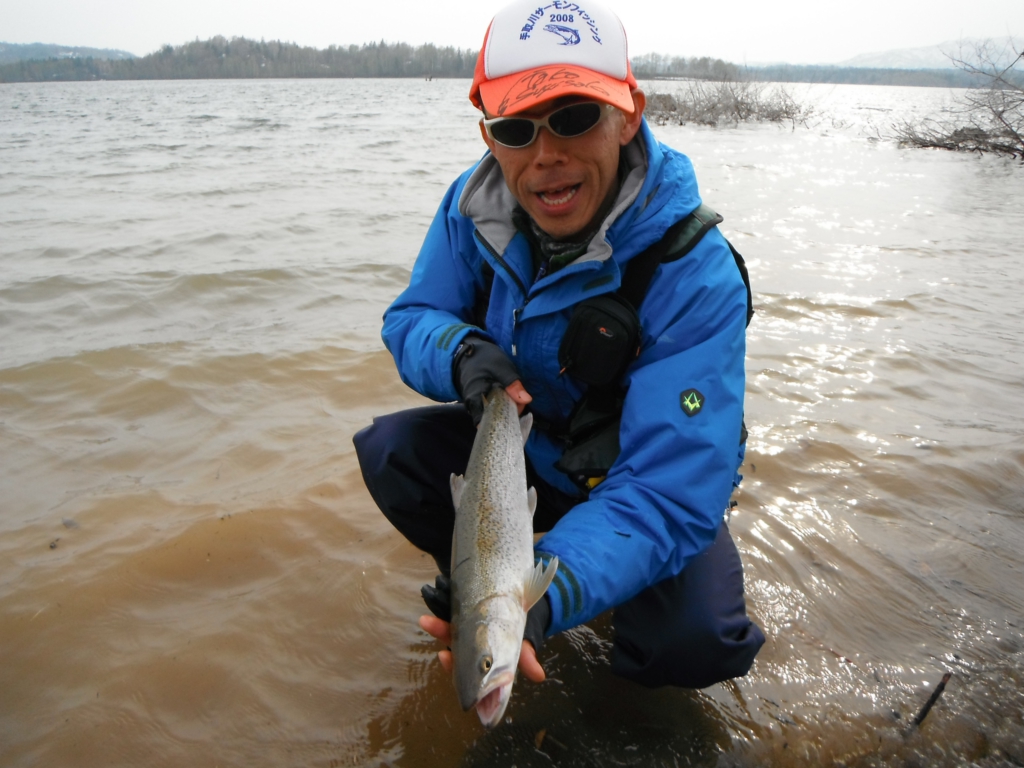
[474,229,531,357]
[474,230,528,298]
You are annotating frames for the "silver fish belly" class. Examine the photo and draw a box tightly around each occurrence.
[449,387,558,728]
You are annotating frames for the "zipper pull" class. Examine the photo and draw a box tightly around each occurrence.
[512,307,523,357]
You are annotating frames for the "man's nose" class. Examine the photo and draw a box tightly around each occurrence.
[532,127,567,164]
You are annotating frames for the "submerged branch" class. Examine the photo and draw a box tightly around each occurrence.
[893,118,1024,158]
[645,80,817,128]
[910,672,953,729]
[891,42,1024,160]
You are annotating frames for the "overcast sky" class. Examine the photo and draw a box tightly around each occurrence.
[2,0,1022,65]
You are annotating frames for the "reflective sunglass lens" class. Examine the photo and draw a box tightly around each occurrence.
[490,119,536,148]
[548,103,603,137]
[487,102,605,147]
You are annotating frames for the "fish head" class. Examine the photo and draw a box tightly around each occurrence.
[452,595,526,728]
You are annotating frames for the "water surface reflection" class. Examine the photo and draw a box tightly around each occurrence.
[1,80,1022,766]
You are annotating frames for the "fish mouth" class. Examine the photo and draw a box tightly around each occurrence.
[474,668,515,728]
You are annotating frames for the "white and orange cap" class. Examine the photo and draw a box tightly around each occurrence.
[469,0,637,117]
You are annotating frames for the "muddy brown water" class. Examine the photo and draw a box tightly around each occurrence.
[1,79,1022,766]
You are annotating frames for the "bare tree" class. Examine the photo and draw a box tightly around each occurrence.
[892,40,1024,160]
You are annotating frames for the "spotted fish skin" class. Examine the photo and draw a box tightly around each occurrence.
[449,387,558,727]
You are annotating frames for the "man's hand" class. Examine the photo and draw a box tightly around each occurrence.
[418,614,547,683]
[453,336,532,423]
[505,380,532,415]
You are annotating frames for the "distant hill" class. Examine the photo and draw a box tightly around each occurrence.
[0,41,136,65]
[837,36,1022,70]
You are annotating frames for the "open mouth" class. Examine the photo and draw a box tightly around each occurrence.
[474,669,514,727]
[537,184,580,207]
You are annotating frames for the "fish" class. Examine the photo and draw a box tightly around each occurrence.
[449,386,559,728]
[544,24,581,46]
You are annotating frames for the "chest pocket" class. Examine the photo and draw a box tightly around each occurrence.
[553,204,753,492]
[557,293,641,388]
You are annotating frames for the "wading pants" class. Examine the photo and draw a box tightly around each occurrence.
[353,404,765,689]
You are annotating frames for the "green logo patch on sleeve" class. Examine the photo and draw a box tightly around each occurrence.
[680,389,705,417]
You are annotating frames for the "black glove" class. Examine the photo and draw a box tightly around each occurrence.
[453,336,521,424]
[421,574,452,622]
[523,595,551,655]
[421,574,551,654]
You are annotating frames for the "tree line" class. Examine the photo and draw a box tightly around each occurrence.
[0,42,135,66]
[629,53,740,81]
[5,35,1013,88]
[0,37,742,84]
[629,54,1014,88]
[740,63,1015,89]
[0,37,478,82]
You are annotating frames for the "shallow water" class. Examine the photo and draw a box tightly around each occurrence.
[1,78,1022,767]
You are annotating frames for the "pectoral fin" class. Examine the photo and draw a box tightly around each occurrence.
[523,556,559,612]
[527,486,537,516]
[519,412,533,446]
[450,473,465,509]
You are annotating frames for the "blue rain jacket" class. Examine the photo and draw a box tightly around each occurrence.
[382,119,748,635]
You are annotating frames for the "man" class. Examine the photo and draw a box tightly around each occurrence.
[354,0,764,694]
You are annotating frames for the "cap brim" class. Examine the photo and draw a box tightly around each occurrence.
[478,64,635,117]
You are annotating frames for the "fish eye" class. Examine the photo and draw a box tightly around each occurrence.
[480,655,493,673]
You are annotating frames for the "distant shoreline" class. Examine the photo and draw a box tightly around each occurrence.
[0,36,1003,89]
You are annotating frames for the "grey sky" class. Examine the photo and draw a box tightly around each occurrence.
[2,0,1022,65]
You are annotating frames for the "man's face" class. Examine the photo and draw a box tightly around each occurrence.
[479,91,646,240]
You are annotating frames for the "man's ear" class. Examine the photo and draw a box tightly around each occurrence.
[479,118,496,152]
[619,89,646,146]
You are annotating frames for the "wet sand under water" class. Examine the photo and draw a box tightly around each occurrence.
[1,79,1023,766]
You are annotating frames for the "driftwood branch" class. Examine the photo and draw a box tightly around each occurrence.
[892,41,1024,160]
[645,80,817,129]
[910,672,953,729]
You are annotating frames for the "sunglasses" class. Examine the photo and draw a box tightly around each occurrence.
[482,102,614,148]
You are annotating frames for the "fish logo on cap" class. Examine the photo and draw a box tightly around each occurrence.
[544,24,581,46]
